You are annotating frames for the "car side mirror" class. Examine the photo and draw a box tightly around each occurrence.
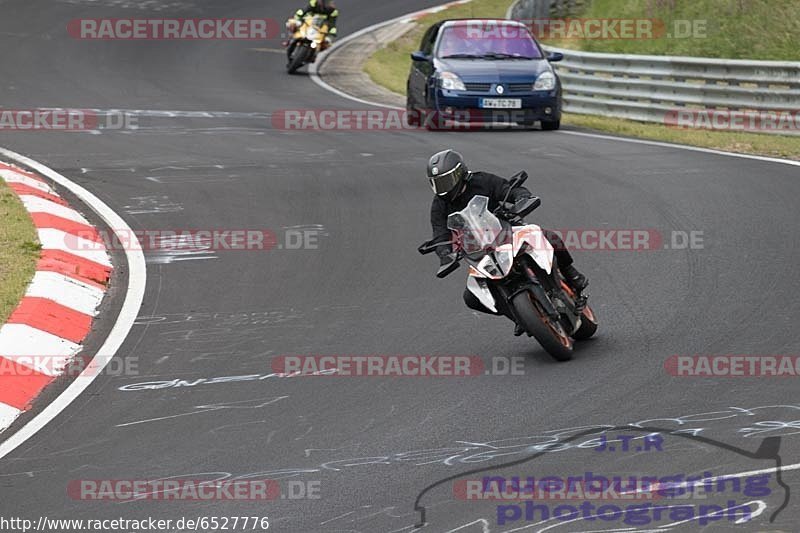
[411,51,431,62]
[547,51,564,62]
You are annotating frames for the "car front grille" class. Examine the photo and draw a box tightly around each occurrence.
[509,83,533,93]
[464,83,492,92]
[463,82,534,93]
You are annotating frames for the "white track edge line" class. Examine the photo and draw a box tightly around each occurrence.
[0,147,147,459]
[559,130,800,167]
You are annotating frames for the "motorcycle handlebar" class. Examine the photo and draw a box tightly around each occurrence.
[494,196,540,222]
[436,258,460,278]
[418,239,457,255]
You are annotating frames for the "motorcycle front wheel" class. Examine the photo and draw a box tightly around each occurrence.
[572,305,598,340]
[511,291,574,362]
[287,43,311,74]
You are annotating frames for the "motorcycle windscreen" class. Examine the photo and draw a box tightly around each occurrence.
[447,195,504,255]
[310,15,328,30]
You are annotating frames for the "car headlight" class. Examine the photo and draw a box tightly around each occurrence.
[439,71,466,91]
[533,71,556,91]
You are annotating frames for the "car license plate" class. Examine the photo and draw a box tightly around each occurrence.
[480,98,522,109]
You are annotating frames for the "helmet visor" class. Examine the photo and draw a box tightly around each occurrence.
[429,163,466,196]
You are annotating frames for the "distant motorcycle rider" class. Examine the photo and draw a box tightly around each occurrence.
[285,0,338,56]
[428,149,588,335]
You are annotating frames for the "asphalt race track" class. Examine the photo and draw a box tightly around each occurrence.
[1,1,799,532]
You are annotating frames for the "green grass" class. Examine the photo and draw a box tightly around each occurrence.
[543,0,799,60]
[0,180,40,324]
[364,0,515,95]
[563,113,800,160]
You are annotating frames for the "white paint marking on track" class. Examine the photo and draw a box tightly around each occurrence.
[36,228,112,267]
[25,271,105,316]
[0,147,146,458]
[19,195,90,224]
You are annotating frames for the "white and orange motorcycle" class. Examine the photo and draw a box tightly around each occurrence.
[419,172,598,361]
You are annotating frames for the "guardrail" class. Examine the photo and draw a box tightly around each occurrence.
[508,0,800,134]
[510,0,588,19]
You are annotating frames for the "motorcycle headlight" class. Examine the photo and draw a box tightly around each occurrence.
[439,71,466,91]
[533,71,556,91]
[495,250,513,276]
[477,255,501,278]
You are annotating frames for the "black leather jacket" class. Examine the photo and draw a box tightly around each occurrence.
[430,171,531,260]
[294,1,338,34]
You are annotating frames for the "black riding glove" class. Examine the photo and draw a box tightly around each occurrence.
[439,253,455,266]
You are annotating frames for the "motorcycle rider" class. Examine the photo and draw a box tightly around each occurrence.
[285,0,338,60]
[428,149,588,335]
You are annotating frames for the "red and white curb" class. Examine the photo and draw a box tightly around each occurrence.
[0,162,112,432]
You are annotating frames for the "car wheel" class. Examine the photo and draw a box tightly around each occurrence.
[541,119,561,131]
[406,99,421,127]
[424,109,441,131]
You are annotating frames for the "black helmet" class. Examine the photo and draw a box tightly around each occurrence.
[427,149,468,199]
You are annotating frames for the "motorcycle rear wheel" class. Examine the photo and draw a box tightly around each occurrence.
[510,291,573,361]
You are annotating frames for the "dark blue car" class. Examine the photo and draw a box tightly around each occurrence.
[406,19,564,130]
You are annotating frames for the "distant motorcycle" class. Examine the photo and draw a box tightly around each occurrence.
[419,172,598,361]
[285,15,330,74]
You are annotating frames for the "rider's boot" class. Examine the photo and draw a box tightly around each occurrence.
[561,264,588,293]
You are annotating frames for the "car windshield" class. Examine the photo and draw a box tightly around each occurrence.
[437,23,542,59]
[447,195,505,254]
